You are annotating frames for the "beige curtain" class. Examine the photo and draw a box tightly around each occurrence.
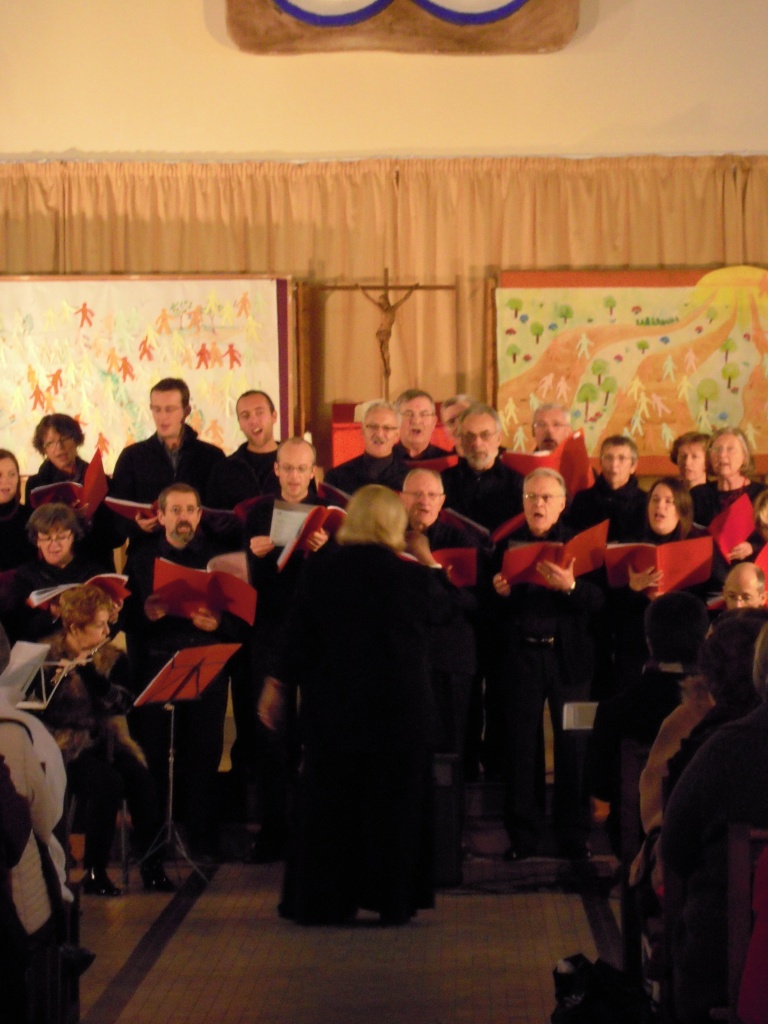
[1,155,765,457]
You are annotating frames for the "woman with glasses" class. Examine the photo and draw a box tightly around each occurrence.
[26,413,119,571]
[12,504,105,641]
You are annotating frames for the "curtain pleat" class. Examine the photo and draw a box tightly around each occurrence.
[0,156,764,421]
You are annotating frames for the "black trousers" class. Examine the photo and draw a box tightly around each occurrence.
[68,748,162,869]
[502,641,590,853]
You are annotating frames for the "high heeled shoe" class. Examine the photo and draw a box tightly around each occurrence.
[81,867,123,897]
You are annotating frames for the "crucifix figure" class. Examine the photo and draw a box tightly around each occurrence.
[358,269,419,400]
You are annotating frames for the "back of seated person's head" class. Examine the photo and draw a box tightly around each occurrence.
[699,608,768,710]
[644,592,709,666]
[752,621,768,702]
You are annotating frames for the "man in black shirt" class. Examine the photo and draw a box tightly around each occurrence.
[205,390,280,511]
[125,483,240,860]
[111,377,225,548]
[441,403,524,779]
[392,389,451,463]
[324,401,407,495]
[566,434,646,542]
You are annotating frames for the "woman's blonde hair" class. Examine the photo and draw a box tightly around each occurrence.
[336,484,407,552]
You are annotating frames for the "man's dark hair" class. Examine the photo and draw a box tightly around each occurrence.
[644,592,709,665]
[237,390,275,414]
[157,482,200,512]
[150,378,191,413]
[32,414,84,456]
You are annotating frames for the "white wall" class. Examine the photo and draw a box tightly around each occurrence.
[1,0,767,161]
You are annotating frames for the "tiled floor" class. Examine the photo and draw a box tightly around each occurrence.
[76,783,622,1024]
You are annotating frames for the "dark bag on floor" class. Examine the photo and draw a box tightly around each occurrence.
[550,953,653,1024]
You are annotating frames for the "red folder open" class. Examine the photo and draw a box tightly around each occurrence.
[604,535,713,594]
[276,505,346,570]
[431,547,477,587]
[29,449,109,517]
[501,430,593,496]
[152,559,257,625]
[501,520,609,585]
[708,493,754,560]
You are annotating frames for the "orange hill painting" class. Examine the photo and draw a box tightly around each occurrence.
[496,266,768,459]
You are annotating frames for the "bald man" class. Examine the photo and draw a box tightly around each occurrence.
[723,563,767,610]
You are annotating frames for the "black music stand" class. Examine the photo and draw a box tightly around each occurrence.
[136,643,241,880]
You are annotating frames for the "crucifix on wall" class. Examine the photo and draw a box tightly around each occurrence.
[358,269,419,400]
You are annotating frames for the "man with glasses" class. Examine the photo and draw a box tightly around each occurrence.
[111,377,225,544]
[324,400,407,495]
[242,438,330,862]
[722,563,767,610]
[124,483,240,863]
[441,403,524,780]
[493,468,603,860]
[566,434,646,542]
[442,403,523,531]
[532,404,572,454]
[392,389,450,463]
[401,468,480,768]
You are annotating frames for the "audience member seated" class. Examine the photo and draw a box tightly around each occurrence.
[26,413,120,571]
[492,468,603,861]
[42,585,173,896]
[0,449,34,572]
[660,616,768,1022]
[13,503,106,642]
[670,431,713,525]
[586,592,709,855]
[665,608,768,798]
[722,562,766,610]
[0,707,57,1020]
[277,485,453,926]
[324,401,406,495]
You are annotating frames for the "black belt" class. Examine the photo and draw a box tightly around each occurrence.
[522,636,555,646]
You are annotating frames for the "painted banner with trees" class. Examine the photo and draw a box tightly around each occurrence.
[495,266,768,468]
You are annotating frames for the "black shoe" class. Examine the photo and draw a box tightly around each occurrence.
[60,944,96,977]
[82,867,122,897]
[247,832,287,864]
[141,862,177,893]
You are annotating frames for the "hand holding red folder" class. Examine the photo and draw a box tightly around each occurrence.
[708,493,755,561]
[500,520,609,587]
[151,559,257,625]
[604,536,713,595]
[29,449,109,519]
